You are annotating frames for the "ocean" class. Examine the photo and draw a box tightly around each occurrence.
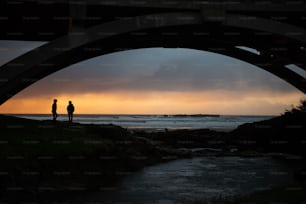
[11,114,274,132]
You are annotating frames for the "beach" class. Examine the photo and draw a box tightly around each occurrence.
[10,114,273,132]
[0,110,306,203]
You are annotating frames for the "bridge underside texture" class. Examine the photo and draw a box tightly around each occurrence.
[0,1,305,104]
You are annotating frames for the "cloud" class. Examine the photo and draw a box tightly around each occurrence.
[0,40,46,65]
[11,48,298,98]
[0,91,303,115]
[0,41,301,100]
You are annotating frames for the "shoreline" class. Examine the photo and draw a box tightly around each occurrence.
[5,113,269,134]
[0,112,305,202]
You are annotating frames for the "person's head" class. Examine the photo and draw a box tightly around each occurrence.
[69,101,72,104]
[54,99,57,103]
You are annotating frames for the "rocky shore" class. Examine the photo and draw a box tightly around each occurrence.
[0,102,305,202]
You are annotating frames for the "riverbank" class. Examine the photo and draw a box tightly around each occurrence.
[0,114,180,202]
[0,103,305,203]
[134,101,306,158]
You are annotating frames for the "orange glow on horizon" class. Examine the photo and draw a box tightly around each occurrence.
[0,90,304,115]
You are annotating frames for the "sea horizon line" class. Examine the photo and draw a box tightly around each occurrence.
[2,113,278,117]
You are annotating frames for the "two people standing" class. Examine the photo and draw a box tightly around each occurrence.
[52,99,75,122]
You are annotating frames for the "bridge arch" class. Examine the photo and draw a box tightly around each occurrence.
[0,11,305,105]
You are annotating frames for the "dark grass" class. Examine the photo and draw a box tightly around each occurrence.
[0,114,165,202]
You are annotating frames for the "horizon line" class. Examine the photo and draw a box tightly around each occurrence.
[1,113,278,117]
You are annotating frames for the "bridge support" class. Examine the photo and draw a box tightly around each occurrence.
[0,11,305,105]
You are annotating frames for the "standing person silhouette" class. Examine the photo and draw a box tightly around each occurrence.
[52,99,57,121]
[67,101,75,122]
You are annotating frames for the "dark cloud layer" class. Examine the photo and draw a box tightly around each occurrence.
[0,41,300,98]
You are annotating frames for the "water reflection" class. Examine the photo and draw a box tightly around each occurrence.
[98,157,299,203]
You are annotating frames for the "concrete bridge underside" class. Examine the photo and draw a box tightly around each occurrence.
[0,1,306,105]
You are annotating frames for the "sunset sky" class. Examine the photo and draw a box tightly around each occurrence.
[0,40,305,115]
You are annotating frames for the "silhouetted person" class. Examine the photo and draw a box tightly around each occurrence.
[67,101,75,122]
[52,99,57,121]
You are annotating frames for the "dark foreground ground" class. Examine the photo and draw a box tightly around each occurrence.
[0,104,305,203]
